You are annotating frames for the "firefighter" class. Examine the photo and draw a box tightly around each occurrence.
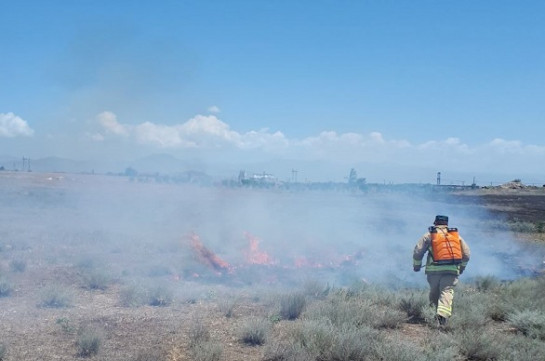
[413,215,470,326]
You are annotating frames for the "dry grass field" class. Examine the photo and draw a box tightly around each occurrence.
[1,172,544,360]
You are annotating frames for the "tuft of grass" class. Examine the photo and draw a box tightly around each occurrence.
[279,292,306,320]
[398,291,428,323]
[263,341,314,361]
[218,297,237,318]
[81,270,111,290]
[38,284,73,308]
[76,326,103,357]
[147,285,173,307]
[119,284,147,307]
[474,275,501,292]
[188,317,210,347]
[239,317,270,346]
[302,279,330,299]
[191,341,223,361]
[422,332,460,361]
[507,309,545,340]
[56,318,76,334]
[373,335,425,361]
[285,319,381,361]
[454,328,501,361]
[9,259,26,273]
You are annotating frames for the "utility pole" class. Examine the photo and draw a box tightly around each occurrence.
[291,169,298,183]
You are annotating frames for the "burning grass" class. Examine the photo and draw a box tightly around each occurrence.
[2,173,545,360]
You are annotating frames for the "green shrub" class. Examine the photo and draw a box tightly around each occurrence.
[147,285,173,307]
[507,309,545,340]
[119,284,146,307]
[302,279,330,299]
[324,324,380,361]
[447,292,491,330]
[263,341,314,361]
[188,317,210,347]
[9,259,26,273]
[39,284,73,308]
[496,332,545,361]
[473,275,501,292]
[191,341,223,361]
[422,332,461,361]
[76,326,103,357]
[371,307,407,329]
[218,297,237,318]
[82,270,111,290]
[454,328,501,361]
[398,291,428,323]
[373,335,426,361]
[56,318,75,334]
[279,292,306,320]
[239,317,270,346]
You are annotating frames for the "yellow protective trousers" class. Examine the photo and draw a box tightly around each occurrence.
[426,273,458,318]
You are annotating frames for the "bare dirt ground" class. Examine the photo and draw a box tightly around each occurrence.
[454,188,545,224]
[1,173,544,361]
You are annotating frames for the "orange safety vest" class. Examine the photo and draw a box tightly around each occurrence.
[430,227,463,265]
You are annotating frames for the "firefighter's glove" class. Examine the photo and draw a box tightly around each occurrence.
[413,266,421,272]
[459,266,465,275]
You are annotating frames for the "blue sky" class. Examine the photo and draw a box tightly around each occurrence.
[1,1,544,183]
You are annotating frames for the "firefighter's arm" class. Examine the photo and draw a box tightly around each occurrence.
[413,234,430,272]
[459,237,470,274]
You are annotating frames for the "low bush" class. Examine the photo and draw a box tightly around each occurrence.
[38,284,73,308]
[422,332,461,361]
[81,270,111,290]
[373,335,425,361]
[507,309,545,340]
[56,318,76,334]
[447,292,491,330]
[218,297,237,318]
[239,317,270,346]
[191,341,223,361]
[302,279,330,299]
[76,326,103,357]
[398,291,428,323]
[473,275,501,292]
[188,317,210,347]
[119,284,146,307]
[263,341,315,361]
[147,285,173,307]
[371,307,407,329]
[279,292,306,320]
[454,328,501,361]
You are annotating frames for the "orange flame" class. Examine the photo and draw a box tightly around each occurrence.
[188,233,232,274]
[244,232,275,265]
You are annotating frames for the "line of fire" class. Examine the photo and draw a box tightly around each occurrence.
[184,232,366,283]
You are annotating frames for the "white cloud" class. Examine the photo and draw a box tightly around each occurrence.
[0,113,34,137]
[97,111,130,136]
[207,105,221,113]
[91,111,545,180]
